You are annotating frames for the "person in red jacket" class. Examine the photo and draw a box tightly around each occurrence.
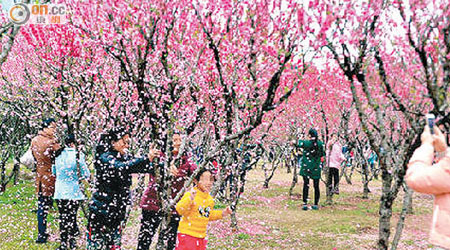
[137,134,196,250]
[406,124,450,249]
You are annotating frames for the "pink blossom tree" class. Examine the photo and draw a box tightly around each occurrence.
[310,0,434,248]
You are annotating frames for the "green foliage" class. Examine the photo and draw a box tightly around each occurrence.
[214,202,228,209]
[236,233,250,240]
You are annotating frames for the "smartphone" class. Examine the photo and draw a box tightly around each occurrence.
[426,114,435,134]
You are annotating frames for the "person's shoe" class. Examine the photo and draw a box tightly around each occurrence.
[334,187,340,195]
[35,236,47,244]
[302,204,308,211]
[35,233,48,244]
[312,205,319,210]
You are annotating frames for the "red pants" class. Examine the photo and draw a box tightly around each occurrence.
[175,233,207,250]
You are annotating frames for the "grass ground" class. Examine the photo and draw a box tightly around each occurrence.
[0,165,434,249]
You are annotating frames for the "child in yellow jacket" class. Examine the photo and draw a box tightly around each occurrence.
[175,168,232,250]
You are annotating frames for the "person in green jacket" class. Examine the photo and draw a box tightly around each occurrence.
[297,128,325,210]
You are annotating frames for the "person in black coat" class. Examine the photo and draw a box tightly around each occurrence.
[86,128,160,250]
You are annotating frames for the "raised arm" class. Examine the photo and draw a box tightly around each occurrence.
[406,145,450,195]
[406,126,450,195]
[99,153,154,174]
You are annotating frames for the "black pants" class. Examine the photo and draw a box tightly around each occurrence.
[87,212,123,250]
[302,176,320,205]
[37,194,53,239]
[57,200,80,248]
[137,210,180,250]
[327,168,339,191]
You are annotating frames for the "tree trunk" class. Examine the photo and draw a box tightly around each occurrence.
[340,160,353,185]
[13,158,20,185]
[263,161,278,189]
[406,190,413,215]
[289,162,298,196]
[362,164,370,199]
[263,169,275,188]
[325,187,333,205]
[390,185,413,250]
[211,167,227,201]
[342,167,352,185]
[211,152,235,199]
[347,163,355,184]
[286,156,291,173]
[362,181,370,199]
[229,164,243,230]
[262,162,269,188]
[230,210,238,231]
[133,174,147,206]
[378,172,393,250]
[0,160,6,192]
[230,197,239,230]
[156,213,171,250]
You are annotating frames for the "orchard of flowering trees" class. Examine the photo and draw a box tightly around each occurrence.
[0,0,449,249]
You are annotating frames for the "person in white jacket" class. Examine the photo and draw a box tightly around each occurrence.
[327,134,345,195]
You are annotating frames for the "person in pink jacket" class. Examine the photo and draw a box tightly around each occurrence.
[327,134,346,195]
[406,125,450,249]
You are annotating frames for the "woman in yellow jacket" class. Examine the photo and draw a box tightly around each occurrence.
[406,124,450,249]
[175,168,232,250]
